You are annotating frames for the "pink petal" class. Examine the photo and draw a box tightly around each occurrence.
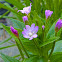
[25,25,30,30]
[23,35,30,38]
[29,37,33,40]
[33,26,39,33]
[32,34,38,38]
[17,10,25,13]
[31,23,35,30]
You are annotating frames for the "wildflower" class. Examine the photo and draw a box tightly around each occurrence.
[45,10,53,19]
[22,23,38,40]
[55,19,62,32]
[22,16,28,23]
[42,25,45,30]
[18,3,32,15]
[10,26,19,37]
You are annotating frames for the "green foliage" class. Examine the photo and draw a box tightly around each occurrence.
[53,40,62,53]
[0,44,16,50]
[23,41,39,55]
[0,23,3,28]
[5,0,24,9]
[0,0,62,62]
[10,19,25,30]
[1,53,20,62]
[40,37,60,47]
[50,52,62,62]
[0,37,12,45]
[23,56,47,62]
[46,21,55,39]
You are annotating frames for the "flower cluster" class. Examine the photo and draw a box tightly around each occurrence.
[10,3,62,40]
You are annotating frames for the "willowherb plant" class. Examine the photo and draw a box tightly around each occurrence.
[0,0,62,62]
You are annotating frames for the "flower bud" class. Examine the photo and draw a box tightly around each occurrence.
[45,10,53,19]
[55,19,62,32]
[22,16,28,23]
[42,25,45,30]
[10,26,19,38]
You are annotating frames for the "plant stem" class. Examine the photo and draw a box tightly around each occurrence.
[49,32,57,58]
[18,38,29,58]
[16,42,24,60]
[33,40,40,56]
[49,41,55,58]
[18,0,20,2]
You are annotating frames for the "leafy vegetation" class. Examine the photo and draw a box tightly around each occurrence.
[0,0,62,62]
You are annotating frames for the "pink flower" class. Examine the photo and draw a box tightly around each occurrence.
[42,25,45,30]
[55,19,62,32]
[18,3,32,15]
[45,10,53,19]
[22,23,38,40]
[10,26,19,37]
[22,16,28,23]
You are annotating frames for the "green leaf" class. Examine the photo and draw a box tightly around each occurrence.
[32,0,41,14]
[0,3,21,20]
[10,19,25,30]
[0,23,3,28]
[23,56,38,62]
[53,40,62,53]
[57,28,62,40]
[0,37,12,45]
[0,15,16,19]
[0,44,16,50]
[46,21,55,39]
[13,54,20,58]
[23,0,31,6]
[46,18,60,39]
[0,3,14,13]
[23,56,47,62]
[23,41,39,55]
[53,0,60,19]
[5,0,24,9]
[1,53,20,62]
[0,11,10,19]
[40,37,59,47]
[50,52,62,62]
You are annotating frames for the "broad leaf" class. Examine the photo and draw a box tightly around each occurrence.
[46,22,55,39]
[40,37,59,47]
[50,52,62,62]
[53,40,62,53]
[23,41,39,55]
[10,19,25,30]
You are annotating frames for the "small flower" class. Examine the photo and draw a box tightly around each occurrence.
[10,26,19,37]
[45,10,53,19]
[55,19,62,32]
[42,25,45,30]
[22,16,28,23]
[22,23,38,40]
[18,3,32,15]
